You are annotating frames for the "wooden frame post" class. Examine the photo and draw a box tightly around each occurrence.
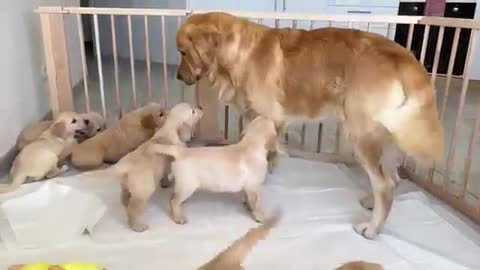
[40,11,74,116]
[195,79,223,143]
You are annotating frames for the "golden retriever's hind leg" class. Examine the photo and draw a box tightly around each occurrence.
[170,185,196,225]
[245,189,266,223]
[352,135,395,239]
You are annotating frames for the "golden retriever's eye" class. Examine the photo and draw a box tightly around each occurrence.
[192,109,195,114]
[179,50,186,56]
[159,112,164,117]
[97,128,101,132]
[71,118,77,124]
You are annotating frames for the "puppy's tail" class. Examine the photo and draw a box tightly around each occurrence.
[0,174,28,194]
[213,210,282,265]
[149,144,183,159]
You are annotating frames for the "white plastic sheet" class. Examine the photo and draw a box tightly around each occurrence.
[0,158,479,270]
[0,182,106,249]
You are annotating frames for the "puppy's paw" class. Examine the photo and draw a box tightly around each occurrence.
[252,210,266,224]
[129,222,149,232]
[353,222,379,240]
[173,216,189,225]
[359,195,374,211]
[60,164,70,173]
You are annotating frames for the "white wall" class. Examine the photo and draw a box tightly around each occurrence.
[94,0,186,65]
[0,0,82,157]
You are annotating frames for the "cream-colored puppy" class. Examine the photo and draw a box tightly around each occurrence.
[0,112,88,193]
[149,116,277,224]
[16,112,105,151]
[88,103,203,232]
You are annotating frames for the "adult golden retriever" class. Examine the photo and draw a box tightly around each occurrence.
[175,12,444,239]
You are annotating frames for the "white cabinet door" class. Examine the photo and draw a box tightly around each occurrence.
[189,0,275,12]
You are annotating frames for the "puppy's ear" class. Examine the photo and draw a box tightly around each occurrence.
[141,114,156,130]
[178,123,193,142]
[51,122,67,139]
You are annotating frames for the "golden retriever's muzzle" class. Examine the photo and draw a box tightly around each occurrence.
[176,69,199,86]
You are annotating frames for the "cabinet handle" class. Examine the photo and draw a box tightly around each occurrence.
[347,10,372,14]
[452,6,459,12]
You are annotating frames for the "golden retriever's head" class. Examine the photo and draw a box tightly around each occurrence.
[164,102,204,142]
[78,112,106,139]
[49,112,88,139]
[241,116,277,151]
[176,13,230,85]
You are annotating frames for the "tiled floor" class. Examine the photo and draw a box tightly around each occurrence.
[74,46,480,199]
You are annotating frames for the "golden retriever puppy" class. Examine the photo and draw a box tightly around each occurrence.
[16,112,105,151]
[70,103,165,170]
[0,112,88,193]
[175,12,444,238]
[150,116,277,224]
[198,211,280,270]
[88,103,203,232]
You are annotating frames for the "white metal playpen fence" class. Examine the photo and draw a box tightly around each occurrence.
[35,6,480,225]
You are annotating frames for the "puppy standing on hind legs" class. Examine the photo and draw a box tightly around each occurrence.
[85,103,203,232]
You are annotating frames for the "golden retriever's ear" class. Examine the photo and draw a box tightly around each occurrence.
[141,114,156,130]
[51,122,67,139]
[178,123,193,142]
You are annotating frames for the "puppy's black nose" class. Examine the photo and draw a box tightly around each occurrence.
[84,119,90,125]
[176,73,182,80]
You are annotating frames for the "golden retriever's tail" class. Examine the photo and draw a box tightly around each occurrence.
[149,144,183,159]
[0,174,28,194]
[211,210,281,265]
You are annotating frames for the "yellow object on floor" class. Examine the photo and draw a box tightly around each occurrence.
[12,263,102,270]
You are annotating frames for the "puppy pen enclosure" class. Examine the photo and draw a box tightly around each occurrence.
[36,6,480,225]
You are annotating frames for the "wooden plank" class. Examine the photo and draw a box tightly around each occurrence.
[196,79,222,141]
[40,13,73,116]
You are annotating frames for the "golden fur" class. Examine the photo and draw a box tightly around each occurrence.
[0,112,88,193]
[175,12,444,238]
[16,112,105,151]
[70,103,165,170]
[150,116,277,224]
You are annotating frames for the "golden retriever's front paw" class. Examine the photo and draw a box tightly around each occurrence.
[173,215,189,225]
[129,221,149,232]
[353,222,379,239]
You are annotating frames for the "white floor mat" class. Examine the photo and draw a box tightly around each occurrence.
[0,157,479,270]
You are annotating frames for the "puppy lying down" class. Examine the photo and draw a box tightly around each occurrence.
[149,116,277,224]
[0,112,88,193]
[70,103,165,170]
[87,103,203,232]
[16,112,105,151]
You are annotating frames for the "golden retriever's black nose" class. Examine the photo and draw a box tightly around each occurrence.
[84,119,90,125]
[176,72,182,81]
